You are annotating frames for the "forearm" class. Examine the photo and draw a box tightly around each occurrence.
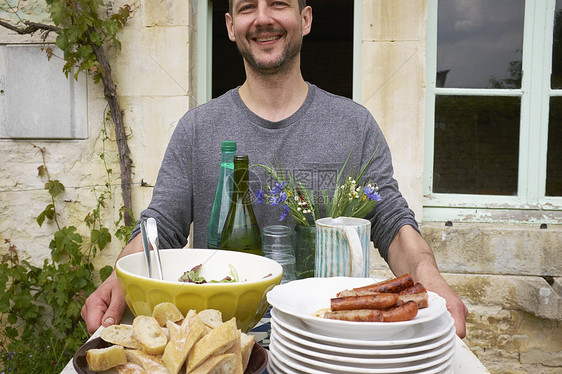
[387,225,441,283]
[116,234,143,262]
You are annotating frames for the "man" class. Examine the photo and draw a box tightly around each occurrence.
[82,0,468,337]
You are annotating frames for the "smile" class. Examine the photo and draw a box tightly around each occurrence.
[254,35,281,42]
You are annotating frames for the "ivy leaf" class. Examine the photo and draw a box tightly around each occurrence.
[37,203,55,226]
[5,326,18,339]
[50,226,83,262]
[91,227,111,252]
[45,179,65,198]
[99,265,113,282]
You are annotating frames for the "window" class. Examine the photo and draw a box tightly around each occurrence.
[424,0,562,223]
[0,44,87,139]
[194,0,360,103]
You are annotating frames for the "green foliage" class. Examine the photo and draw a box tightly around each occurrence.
[42,0,131,81]
[0,144,134,373]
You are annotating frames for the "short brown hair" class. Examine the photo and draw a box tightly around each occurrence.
[228,0,307,14]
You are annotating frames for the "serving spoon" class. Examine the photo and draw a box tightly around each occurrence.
[147,217,164,280]
[140,220,152,278]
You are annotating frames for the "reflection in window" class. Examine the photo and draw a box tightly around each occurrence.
[547,97,562,196]
[436,0,524,89]
[433,96,520,195]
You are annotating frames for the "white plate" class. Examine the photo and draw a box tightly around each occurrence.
[267,277,447,340]
[271,314,456,357]
[270,333,456,374]
[271,307,454,347]
[268,351,303,374]
[271,323,456,365]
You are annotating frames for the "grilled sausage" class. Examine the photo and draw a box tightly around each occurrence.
[381,300,418,322]
[336,273,414,296]
[397,292,429,309]
[398,282,427,295]
[330,293,399,311]
[323,309,384,322]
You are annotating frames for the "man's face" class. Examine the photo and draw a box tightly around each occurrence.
[226,0,312,75]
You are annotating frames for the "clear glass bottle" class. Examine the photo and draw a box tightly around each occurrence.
[207,141,237,249]
[220,155,262,256]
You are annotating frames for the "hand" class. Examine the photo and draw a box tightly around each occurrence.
[418,273,469,338]
[81,270,126,335]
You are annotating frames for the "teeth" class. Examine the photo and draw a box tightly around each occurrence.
[256,36,279,42]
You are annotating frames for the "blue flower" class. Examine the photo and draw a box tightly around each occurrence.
[279,205,291,221]
[255,189,264,205]
[364,186,381,202]
[269,191,288,206]
[271,181,287,194]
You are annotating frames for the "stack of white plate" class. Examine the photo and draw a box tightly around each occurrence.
[266,277,456,374]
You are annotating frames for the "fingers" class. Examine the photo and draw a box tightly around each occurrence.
[101,284,126,328]
[81,271,125,335]
[447,298,469,339]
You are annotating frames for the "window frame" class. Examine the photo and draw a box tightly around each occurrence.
[194,0,363,105]
[423,0,562,224]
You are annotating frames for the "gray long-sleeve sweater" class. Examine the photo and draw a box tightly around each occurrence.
[131,83,419,261]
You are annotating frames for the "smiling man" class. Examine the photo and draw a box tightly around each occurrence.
[82,0,468,339]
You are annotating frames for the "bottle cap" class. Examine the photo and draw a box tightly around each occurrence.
[221,141,237,151]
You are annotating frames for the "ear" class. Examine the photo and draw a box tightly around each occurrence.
[301,5,312,37]
[225,12,236,41]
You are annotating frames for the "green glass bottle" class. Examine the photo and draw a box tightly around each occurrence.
[207,141,237,249]
[220,155,262,256]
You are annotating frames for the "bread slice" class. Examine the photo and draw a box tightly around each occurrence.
[100,324,138,349]
[152,302,184,326]
[162,312,206,374]
[166,320,181,341]
[86,345,127,372]
[132,315,168,355]
[124,349,168,374]
[240,332,255,371]
[197,309,223,329]
[187,353,237,374]
[115,362,148,374]
[224,329,243,374]
[186,317,238,372]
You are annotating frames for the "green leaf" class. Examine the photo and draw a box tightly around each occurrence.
[7,313,18,324]
[91,227,111,252]
[45,179,65,198]
[49,226,83,262]
[37,203,55,226]
[99,265,113,282]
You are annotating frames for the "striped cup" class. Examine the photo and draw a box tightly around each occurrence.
[314,217,371,277]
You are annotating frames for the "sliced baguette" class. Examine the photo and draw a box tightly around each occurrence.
[124,349,168,374]
[224,329,243,374]
[240,332,255,371]
[162,311,206,374]
[132,315,168,355]
[197,309,223,329]
[100,324,138,349]
[86,345,127,372]
[152,302,184,326]
[186,317,238,372]
[188,353,238,374]
[114,362,148,374]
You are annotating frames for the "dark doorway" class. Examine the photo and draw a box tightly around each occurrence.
[211,0,354,99]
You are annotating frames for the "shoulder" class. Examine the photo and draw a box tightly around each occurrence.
[309,84,374,121]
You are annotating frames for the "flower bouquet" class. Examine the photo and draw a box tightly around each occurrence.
[253,146,381,278]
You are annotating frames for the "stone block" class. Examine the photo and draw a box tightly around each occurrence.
[362,0,427,41]
[421,222,562,276]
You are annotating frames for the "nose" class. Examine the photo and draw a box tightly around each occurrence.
[254,2,274,26]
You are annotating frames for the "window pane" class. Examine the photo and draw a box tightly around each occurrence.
[433,96,520,195]
[546,97,562,196]
[552,0,562,89]
[436,0,524,89]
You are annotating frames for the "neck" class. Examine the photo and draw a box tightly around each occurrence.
[238,62,309,122]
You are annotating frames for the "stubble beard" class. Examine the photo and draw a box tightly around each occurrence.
[236,29,302,75]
